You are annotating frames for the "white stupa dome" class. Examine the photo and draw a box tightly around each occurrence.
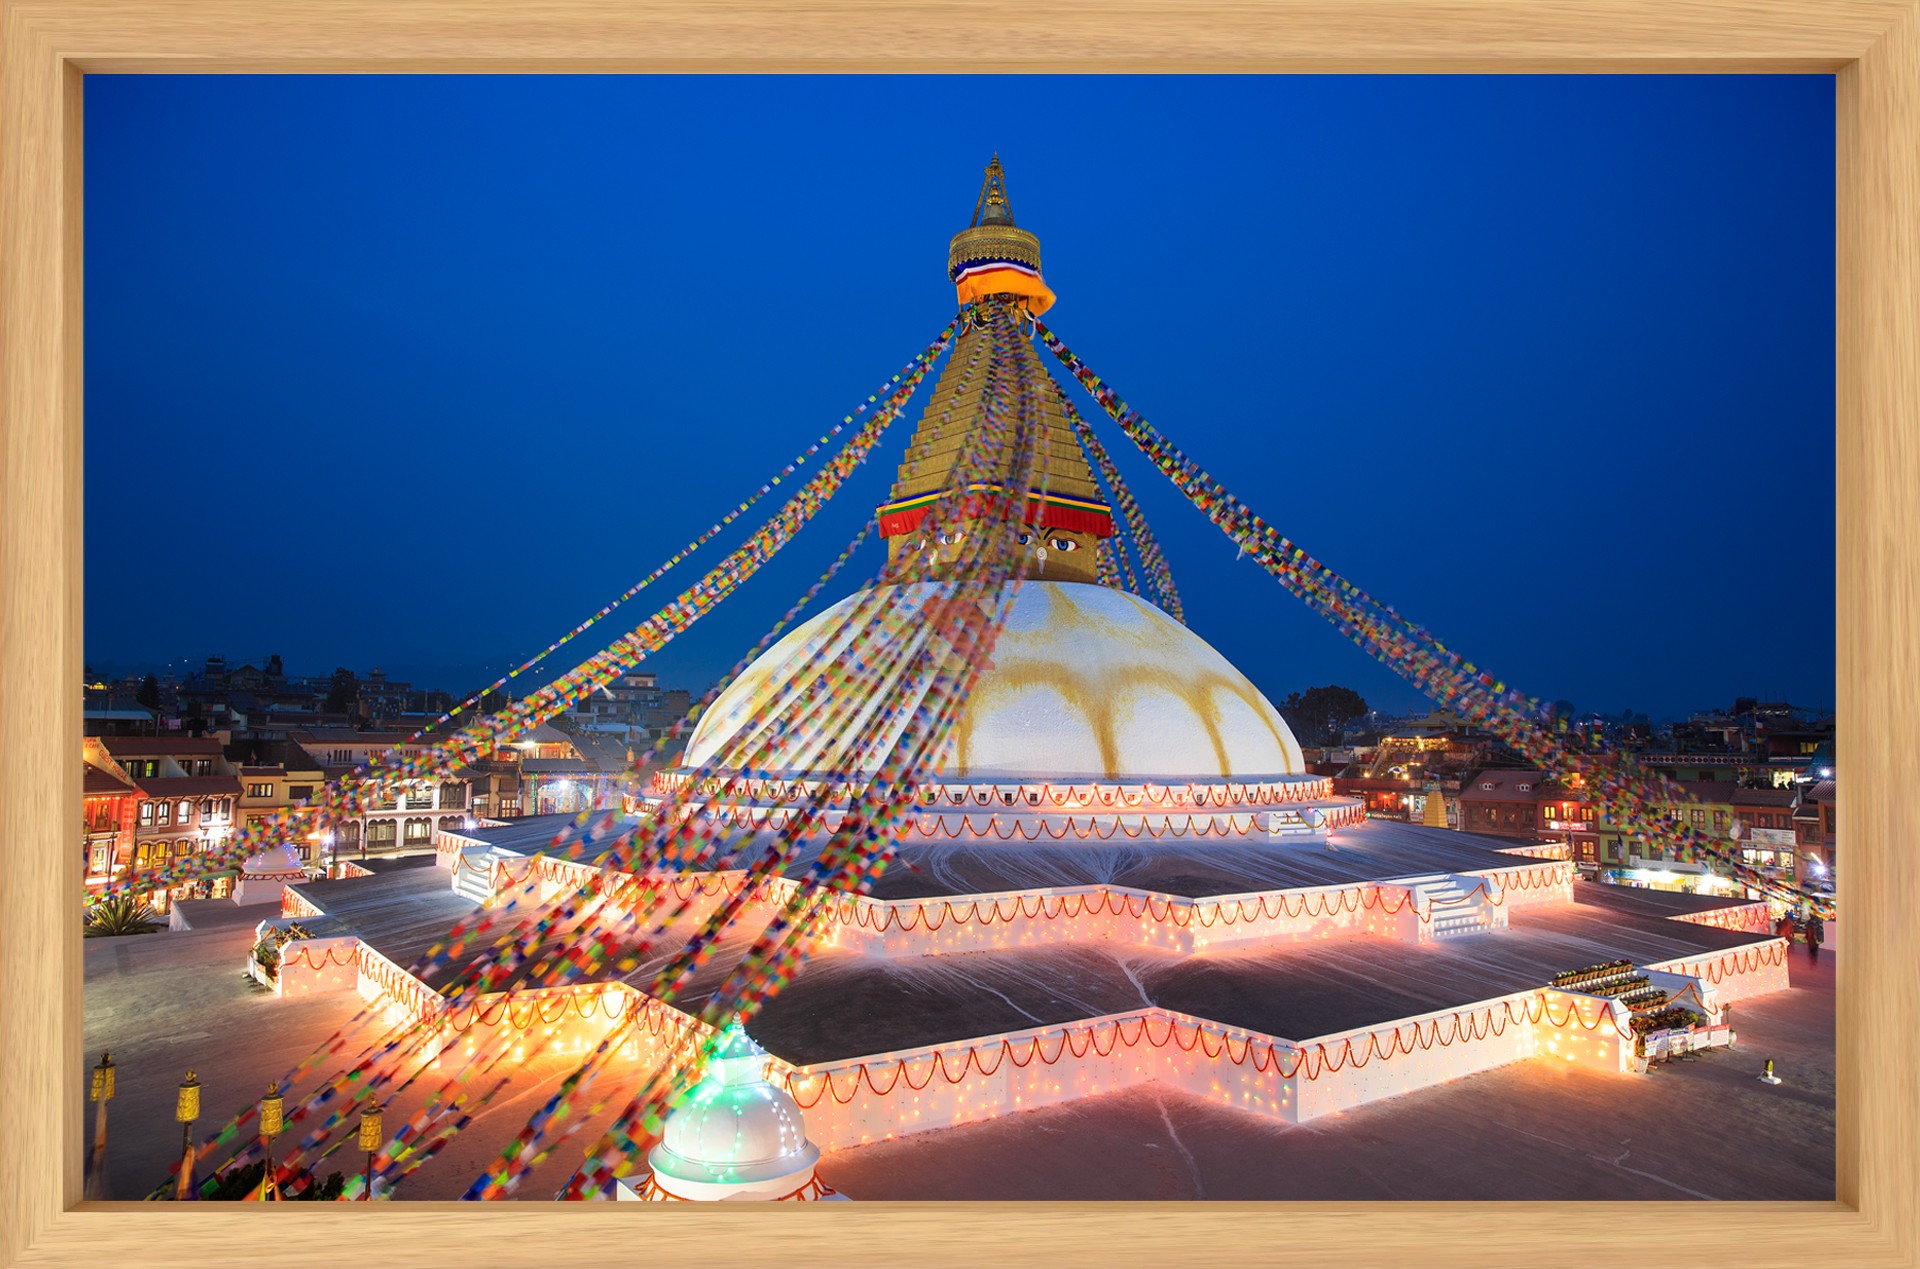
[241,844,307,878]
[645,1021,822,1200]
[684,581,1303,782]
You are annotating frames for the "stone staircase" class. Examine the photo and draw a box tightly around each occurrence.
[450,846,502,905]
[1395,873,1501,941]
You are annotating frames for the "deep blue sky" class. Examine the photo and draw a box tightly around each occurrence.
[85,76,1834,718]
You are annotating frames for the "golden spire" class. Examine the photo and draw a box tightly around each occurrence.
[949,155,1053,316]
[876,160,1111,583]
[971,154,1015,227]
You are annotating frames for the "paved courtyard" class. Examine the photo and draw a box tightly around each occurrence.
[816,951,1837,1201]
[84,918,1834,1202]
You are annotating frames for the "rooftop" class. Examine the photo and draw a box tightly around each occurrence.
[100,736,224,757]
[130,775,245,797]
[84,764,136,795]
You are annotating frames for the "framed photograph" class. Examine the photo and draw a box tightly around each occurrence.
[4,4,1914,1266]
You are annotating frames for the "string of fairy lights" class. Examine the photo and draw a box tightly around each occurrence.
[1034,318,1835,921]
[132,294,1825,1202]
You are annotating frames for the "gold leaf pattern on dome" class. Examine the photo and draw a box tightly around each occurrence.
[952,585,1291,779]
[683,583,1300,784]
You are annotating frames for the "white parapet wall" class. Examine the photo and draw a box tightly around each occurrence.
[276,936,362,997]
[1284,988,1628,1120]
[777,1010,1302,1150]
[499,855,1576,960]
[775,982,1652,1149]
[1644,938,1792,1005]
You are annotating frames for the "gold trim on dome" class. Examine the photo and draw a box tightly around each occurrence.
[948,225,1042,273]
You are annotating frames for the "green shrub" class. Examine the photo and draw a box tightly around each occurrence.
[84,895,160,938]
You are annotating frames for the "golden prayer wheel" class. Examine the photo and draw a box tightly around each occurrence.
[259,1082,284,1139]
[90,1051,115,1103]
[175,1070,200,1123]
[357,1105,383,1152]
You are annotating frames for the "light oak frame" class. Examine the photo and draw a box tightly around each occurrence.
[2,3,1914,1264]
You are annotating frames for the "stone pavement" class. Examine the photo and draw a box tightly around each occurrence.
[83,920,1834,1201]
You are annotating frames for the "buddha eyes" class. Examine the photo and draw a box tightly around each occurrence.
[921,528,1078,554]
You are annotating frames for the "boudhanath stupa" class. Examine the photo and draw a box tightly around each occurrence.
[269,158,1795,1195]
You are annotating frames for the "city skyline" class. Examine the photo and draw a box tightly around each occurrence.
[85,74,1835,717]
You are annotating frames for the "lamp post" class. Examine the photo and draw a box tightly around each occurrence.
[173,1070,200,1200]
[357,1102,384,1200]
[86,1051,115,1201]
[257,1082,284,1201]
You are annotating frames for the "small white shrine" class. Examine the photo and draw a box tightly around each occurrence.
[616,1018,843,1202]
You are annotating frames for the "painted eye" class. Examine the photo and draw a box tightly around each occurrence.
[1048,536,1079,552]
[937,531,966,546]
[1016,531,1034,546]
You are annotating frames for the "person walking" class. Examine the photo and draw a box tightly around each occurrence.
[1805,913,1825,964]
[1776,911,1797,945]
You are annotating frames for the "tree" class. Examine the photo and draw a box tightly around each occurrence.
[136,674,161,710]
[1279,685,1370,746]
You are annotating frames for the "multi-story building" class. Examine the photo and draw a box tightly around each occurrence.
[522,730,634,815]
[1794,778,1837,877]
[1535,781,1601,871]
[88,736,245,911]
[233,739,330,864]
[1454,769,1600,869]
[1732,786,1802,886]
[1455,770,1553,840]
[287,729,472,856]
[563,670,692,741]
[1637,751,1799,789]
[1595,780,1744,897]
[82,762,139,892]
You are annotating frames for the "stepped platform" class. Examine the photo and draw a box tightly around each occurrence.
[441,814,1579,899]
[276,812,1787,1140]
[287,846,1765,1065]
[687,892,1765,1065]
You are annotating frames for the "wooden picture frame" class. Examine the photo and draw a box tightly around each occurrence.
[3,3,1912,1264]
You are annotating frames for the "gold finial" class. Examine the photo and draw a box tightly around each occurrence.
[971,154,1014,228]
